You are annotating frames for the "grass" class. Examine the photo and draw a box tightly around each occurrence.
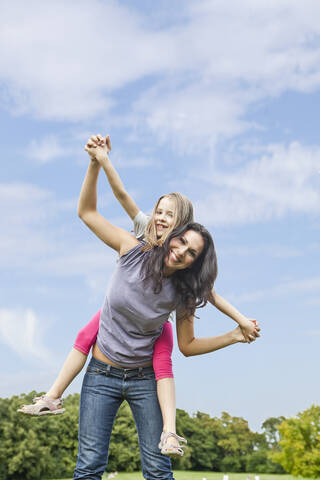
[51,472,316,480]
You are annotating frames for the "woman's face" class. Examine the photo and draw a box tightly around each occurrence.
[154,197,176,239]
[164,229,204,275]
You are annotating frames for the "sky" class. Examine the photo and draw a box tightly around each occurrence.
[1,0,320,432]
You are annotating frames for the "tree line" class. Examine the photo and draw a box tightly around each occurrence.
[0,391,318,479]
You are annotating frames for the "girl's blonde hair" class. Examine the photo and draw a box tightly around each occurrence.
[144,192,194,248]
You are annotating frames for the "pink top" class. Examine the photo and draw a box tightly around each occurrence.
[74,310,173,380]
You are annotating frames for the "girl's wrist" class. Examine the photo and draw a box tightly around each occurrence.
[99,154,111,168]
[236,314,248,327]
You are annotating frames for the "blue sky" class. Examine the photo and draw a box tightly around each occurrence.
[1,0,320,432]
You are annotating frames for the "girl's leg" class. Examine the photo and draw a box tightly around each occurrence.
[157,377,176,434]
[18,348,88,415]
[157,378,186,454]
[46,348,87,399]
[153,322,185,454]
[18,311,101,415]
[126,370,174,480]
[48,309,100,398]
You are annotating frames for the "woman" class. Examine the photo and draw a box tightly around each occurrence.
[73,141,259,480]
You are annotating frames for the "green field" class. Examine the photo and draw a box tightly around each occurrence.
[51,472,316,480]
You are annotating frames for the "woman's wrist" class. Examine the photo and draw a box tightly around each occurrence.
[230,327,244,344]
[89,158,101,170]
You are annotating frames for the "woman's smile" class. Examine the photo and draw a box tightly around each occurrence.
[164,230,204,274]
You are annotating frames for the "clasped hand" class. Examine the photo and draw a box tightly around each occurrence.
[84,134,112,164]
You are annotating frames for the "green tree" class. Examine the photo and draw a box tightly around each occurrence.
[107,402,140,472]
[184,411,224,471]
[272,405,320,478]
[245,417,285,474]
[218,412,255,472]
[0,393,56,480]
[262,416,286,448]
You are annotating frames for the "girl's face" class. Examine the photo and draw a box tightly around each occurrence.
[154,197,176,238]
[164,230,204,275]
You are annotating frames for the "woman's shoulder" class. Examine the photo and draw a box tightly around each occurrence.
[118,240,148,267]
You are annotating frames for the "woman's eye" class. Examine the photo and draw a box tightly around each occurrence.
[167,212,173,218]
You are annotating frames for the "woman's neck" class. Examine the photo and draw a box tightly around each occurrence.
[163,265,175,277]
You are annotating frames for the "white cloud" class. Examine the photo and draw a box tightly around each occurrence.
[0,182,117,284]
[194,142,320,225]
[0,308,53,363]
[1,1,320,151]
[0,0,170,121]
[112,150,155,168]
[305,330,320,335]
[220,244,303,259]
[26,135,74,164]
[231,276,320,303]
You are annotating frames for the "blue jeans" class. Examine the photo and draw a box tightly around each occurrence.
[73,357,174,480]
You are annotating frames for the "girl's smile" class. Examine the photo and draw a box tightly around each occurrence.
[154,197,175,238]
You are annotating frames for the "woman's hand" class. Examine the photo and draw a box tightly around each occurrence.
[85,134,112,165]
[238,317,260,343]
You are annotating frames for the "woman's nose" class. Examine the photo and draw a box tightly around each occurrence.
[178,245,188,256]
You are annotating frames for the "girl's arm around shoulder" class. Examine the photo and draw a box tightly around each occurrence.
[176,311,247,357]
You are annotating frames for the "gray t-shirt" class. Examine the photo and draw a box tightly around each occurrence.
[97,242,179,367]
[133,210,150,240]
[133,211,175,324]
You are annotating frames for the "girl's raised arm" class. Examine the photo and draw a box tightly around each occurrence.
[176,313,259,358]
[86,134,140,220]
[209,288,259,343]
[78,149,138,256]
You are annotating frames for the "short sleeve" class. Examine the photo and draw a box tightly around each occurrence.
[133,211,150,240]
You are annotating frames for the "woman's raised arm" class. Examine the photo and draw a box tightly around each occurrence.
[78,149,138,256]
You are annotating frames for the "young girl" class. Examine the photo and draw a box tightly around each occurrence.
[18,135,259,456]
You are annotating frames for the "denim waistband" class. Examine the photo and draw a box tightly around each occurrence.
[89,356,154,378]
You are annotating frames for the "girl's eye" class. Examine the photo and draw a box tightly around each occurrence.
[180,237,185,244]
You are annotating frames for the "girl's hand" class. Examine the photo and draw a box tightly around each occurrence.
[234,321,260,344]
[84,134,112,164]
[239,317,260,343]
